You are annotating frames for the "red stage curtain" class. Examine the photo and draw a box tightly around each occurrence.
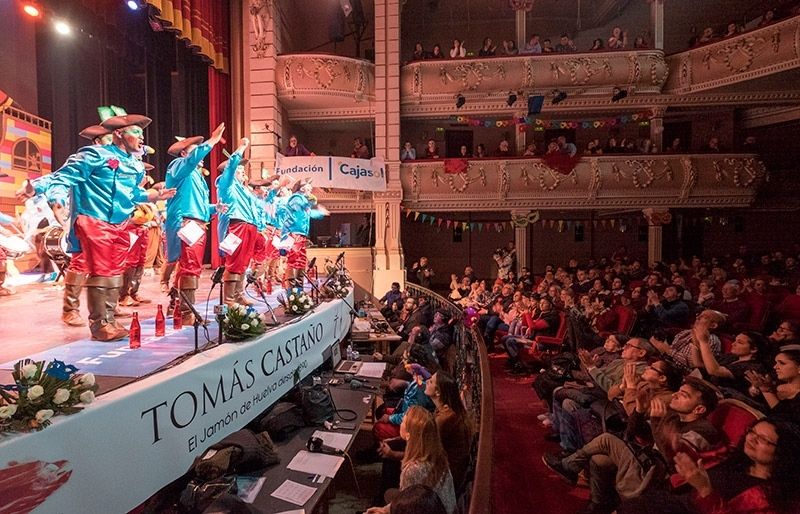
[146,0,230,72]
[208,67,231,268]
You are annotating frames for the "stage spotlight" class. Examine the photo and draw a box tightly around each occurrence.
[455,93,466,109]
[23,3,41,17]
[551,89,567,105]
[53,20,72,36]
[506,91,518,107]
[127,0,140,10]
[612,87,628,102]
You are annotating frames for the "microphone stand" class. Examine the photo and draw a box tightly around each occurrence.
[209,266,226,346]
[170,287,206,354]
[247,275,279,325]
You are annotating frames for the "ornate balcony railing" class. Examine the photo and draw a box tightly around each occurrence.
[400,50,668,108]
[664,16,800,94]
[275,53,375,117]
[399,154,766,211]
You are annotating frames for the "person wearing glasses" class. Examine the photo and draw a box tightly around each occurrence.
[619,419,800,514]
[544,377,723,514]
[283,135,315,156]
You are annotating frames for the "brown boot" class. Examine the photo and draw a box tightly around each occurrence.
[235,277,254,306]
[85,277,129,342]
[61,271,86,326]
[160,261,177,293]
[223,271,242,307]
[119,267,135,305]
[128,266,150,304]
[179,275,198,325]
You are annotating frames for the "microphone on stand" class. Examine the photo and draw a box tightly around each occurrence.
[210,266,225,288]
[246,270,279,325]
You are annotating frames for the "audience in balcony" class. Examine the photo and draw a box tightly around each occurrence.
[352,137,370,159]
[758,8,777,27]
[521,34,542,54]
[723,21,742,38]
[474,143,487,158]
[589,38,604,51]
[412,42,426,61]
[633,35,649,49]
[522,142,537,156]
[429,44,444,59]
[555,34,576,53]
[457,145,471,158]
[284,135,314,156]
[478,38,497,57]
[607,26,628,49]
[501,39,519,55]
[449,39,466,58]
[401,141,416,161]
[424,139,440,159]
[702,136,723,152]
[495,139,513,157]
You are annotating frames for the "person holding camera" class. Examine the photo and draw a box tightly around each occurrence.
[411,257,434,288]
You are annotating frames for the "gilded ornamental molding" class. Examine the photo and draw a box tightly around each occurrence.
[401,51,669,102]
[664,15,800,94]
[399,154,765,212]
[275,54,375,111]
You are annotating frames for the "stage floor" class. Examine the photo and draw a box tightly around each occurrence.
[0,267,288,366]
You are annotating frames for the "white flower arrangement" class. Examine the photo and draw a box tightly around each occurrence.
[0,359,99,432]
[278,287,315,315]
[221,304,267,341]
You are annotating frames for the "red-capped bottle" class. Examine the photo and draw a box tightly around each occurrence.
[155,304,166,336]
[129,312,141,349]
[173,297,183,330]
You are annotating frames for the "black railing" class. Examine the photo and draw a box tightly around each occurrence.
[405,282,492,514]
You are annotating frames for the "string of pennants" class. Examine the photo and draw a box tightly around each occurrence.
[402,208,652,233]
[403,208,744,232]
[449,111,652,131]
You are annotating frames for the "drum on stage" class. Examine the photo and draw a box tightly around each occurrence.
[0,233,33,259]
[43,226,69,260]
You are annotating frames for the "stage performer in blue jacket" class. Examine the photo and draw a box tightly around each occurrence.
[21,112,176,341]
[164,123,227,324]
[276,179,329,287]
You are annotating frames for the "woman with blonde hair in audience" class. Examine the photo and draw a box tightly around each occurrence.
[368,406,456,514]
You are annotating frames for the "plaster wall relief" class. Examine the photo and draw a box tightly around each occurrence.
[398,155,764,212]
[664,16,800,94]
[249,0,272,57]
[400,50,668,103]
[275,54,375,110]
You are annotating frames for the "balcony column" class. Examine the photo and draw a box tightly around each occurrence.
[650,0,665,50]
[642,208,672,266]
[511,210,530,272]
[246,1,283,172]
[372,0,405,296]
[650,107,666,151]
[516,9,527,50]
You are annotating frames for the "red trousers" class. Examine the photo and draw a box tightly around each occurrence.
[67,252,89,274]
[286,234,309,270]
[252,229,268,264]
[176,218,207,281]
[262,226,280,261]
[222,221,258,274]
[125,225,149,268]
[74,215,129,277]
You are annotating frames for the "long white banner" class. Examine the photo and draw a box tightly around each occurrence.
[0,295,352,514]
[274,154,387,192]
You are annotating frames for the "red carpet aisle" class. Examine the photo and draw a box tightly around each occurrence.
[489,354,588,514]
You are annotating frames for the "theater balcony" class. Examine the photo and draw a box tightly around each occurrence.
[399,154,765,212]
[400,50,668,115]
[664,15,800,95]
[274,53,375,120]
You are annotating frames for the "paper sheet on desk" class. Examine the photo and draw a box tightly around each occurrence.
[311,430,353,452]
[287,450,345,478]
[271,479,316,506]
[356,362,386,378]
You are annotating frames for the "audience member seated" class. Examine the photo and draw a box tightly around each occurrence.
[696,278,716,307]
[521,34,542,54]
[380,281,404,318]
[474,143,487,158]
[644,284,691,331]
[503,296,560,374]
[607,26,628,49]
[495,139,513,157]
[542,38,554,53]
[522,142,536,156]
[544,376,723,514]
[449,39,466,58]
[758,8,776,28]
[620,359,683,417]
[696,331,769,397]
[619,419,800,514]
[429,44,444,59]
[373,364,436,442]
[555,34,576,53]
[352,137,370,159]
[425,371,473,492]
[478,37,496,56]
[375,340,438,401]
[424,139,440,159]
[284,135,314,156]
[723,21,741,38]
[775,285,800,323]
[428,309,455,370]
[768,321,800,349]
[501,39,518,55]
[745,345,800,422]
[401,141,416,161]
[648,310,726,371]
[388,484,447,514]
[633,35,649,49]
[411,42,426,61]
[589,38,604,51]
[368,406,456,514]
[712,282,751,333]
